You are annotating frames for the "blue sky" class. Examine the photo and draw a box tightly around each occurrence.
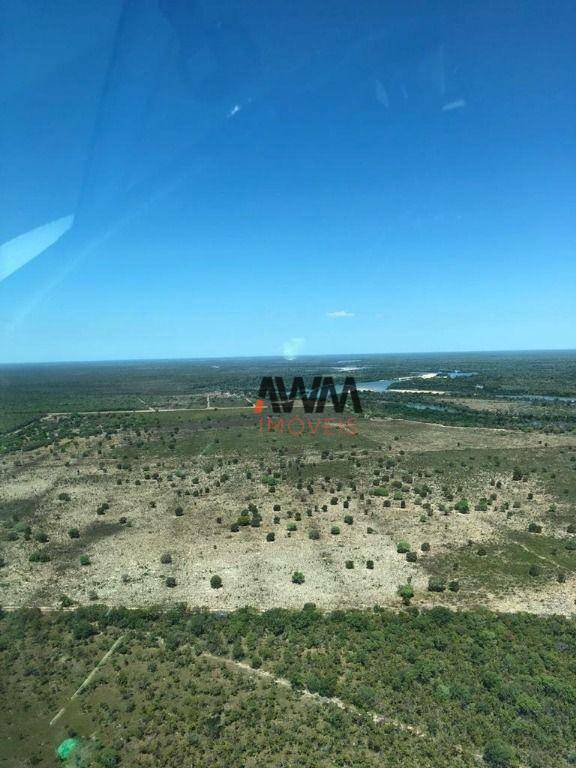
[1,0,575,363]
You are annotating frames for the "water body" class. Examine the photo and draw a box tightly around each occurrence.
[357,379,395,392]
[358,371,476,392]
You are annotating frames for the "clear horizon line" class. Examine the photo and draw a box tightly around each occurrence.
[1,347,575,367]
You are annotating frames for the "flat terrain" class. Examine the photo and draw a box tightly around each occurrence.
[1,403,575,615]
[2,353,576,768]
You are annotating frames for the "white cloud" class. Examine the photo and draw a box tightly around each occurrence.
[282,337,305,360]
[442,99,466,112]
[326,310,355,318]
[227,104,241,118]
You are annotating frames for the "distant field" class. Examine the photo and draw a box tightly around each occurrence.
[1,401,574,615]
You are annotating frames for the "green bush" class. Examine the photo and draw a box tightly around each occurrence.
[29,550,50,563]
[210,575,223,589]
[428,577,446,592]
[396,541,410,554]
[397,583,414,605]
[455,498,470,514]
[528,522,542,533]
[291,571,305,584]
[483,740,516,767]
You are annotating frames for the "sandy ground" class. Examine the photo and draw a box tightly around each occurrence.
[1,420,575,615]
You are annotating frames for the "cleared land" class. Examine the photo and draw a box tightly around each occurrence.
[1,405,575,615]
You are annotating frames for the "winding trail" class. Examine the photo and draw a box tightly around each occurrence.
[200,651,425,737]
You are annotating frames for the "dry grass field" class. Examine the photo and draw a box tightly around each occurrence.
[2,408,575,615]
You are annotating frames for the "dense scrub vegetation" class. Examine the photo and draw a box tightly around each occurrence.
[1,605,575,768]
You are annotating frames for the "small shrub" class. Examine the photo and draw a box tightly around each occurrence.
[165,577,177,588]
[292,571,305,584]
[79,555,91,566]
[266,532,275,542]
[396,540,410,554]
[29,550,51,563]
[406,551,417,563]
[345,560,354,569]
[421,542,430,552]
[331,526,341,535]
[160,553,172,564]
[397,583,414,605]
[483,739,516,767]
[455,498,470,514]
[527,522,542,533]
[366,559,374,569]
[210,574,223,589]
[68,528,80,539]
[343,515,353,525]
[428,577,446,593]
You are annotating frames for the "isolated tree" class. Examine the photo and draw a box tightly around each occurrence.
[528,522,542,533]
[210,575,223,589]
[397,583,414,605]
[428,577,446,592]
